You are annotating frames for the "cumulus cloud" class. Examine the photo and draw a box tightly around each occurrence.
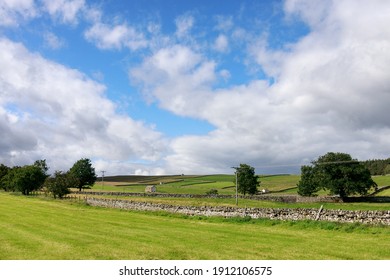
[84,21,148,51]
[43,31,66,49]
[175,14,194,38]
[41,0,85,24]
[0,37,166,172]
[2,0,389,175]
[213,34,229,53]
[130,44,216,118]
[131,0,390,174]
[0,0,37,26]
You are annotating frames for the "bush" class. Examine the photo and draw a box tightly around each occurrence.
[44,171,77,199]
[206,189,218,195]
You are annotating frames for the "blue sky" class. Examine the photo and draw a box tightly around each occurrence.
[1,0,390,175]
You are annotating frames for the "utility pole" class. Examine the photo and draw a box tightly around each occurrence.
[231,166,239,206]
[101,170,106,190]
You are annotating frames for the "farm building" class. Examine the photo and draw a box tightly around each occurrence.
[145,185,157,193]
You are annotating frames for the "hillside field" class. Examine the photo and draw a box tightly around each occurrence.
[92,174,390,196]
[0,192,389,260]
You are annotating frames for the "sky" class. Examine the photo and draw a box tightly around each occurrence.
[1,0,390,176]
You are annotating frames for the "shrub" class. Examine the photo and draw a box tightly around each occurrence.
[206,189,218,195]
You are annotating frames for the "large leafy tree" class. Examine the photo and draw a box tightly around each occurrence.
[298,152,376,198]
[235,163,260,195]
[69,158,97,191]
[6,165,47,195]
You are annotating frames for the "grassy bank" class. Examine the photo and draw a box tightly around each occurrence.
[0,192,389,260]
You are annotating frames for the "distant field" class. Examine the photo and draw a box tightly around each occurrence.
[90,174,390,197]
[372,175,390,187]
[1,192,389,260]
[93,174,299,194]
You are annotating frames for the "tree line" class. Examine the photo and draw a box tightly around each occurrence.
[362,158,390,175]
[234,152,383,199]
[0,158,97,198]
[0,152,386,200]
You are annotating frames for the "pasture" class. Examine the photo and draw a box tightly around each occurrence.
[0,192,389,260]
[91,174,390,197]
[92,174,301,194]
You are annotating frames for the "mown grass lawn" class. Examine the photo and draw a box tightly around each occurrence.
[0,192,389,260]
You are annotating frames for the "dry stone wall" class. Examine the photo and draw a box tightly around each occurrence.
[75,191,343,203]
[85,197,390,226]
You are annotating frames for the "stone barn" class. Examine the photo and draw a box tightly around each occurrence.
[145,185,157,193]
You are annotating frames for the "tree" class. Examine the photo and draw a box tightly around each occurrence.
[297,152,377,198]
[362,158,390,175]
[1,166,19,192]
[34,159,49,175]
[69,158,97,191]
[297,165,320,196]
[44,171,77,199]
[0,164,10,190]
[8,165,47,195]
[235,163,260,195]
[384,164,390,175]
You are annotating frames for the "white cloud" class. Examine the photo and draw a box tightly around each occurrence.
[130,45,216,118]
[0,37,166,172]
[219,69,231,81]
[2,0,389,175]
[41,0,85,24]
[0,0,37,26]
[284,0,331,29]
[213,34,229,53]
[175,14,194,38]
[130,0,390,174]
[84,21,148,51]
[43,31,66,49]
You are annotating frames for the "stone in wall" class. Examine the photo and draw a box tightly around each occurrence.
[84,197,390,226]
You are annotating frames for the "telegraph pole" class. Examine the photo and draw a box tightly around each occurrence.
[101,170,106,190]
[231,167,239,206]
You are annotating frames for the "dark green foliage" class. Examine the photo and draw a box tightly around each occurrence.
[298,152,377,198]
[0,164,11,190]
[362,158,390,175]
[2,165,47,195]
[206,189,218,195]
[235,163,260,195]
[1,166,20,192]
[44,171,77,199]
[384,165,390,176]
[34,159,49,175]
[297,165,319,196]
[69,158,97,191]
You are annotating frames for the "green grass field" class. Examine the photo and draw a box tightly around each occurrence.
[0,192,389,260]
[92,174,300,194]
[91,174,390,197]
